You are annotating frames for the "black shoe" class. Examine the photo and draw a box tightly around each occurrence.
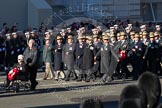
[92,74,96,82]
[82,74,86,81]
[5,86,10,91]
[71,77,77,80]
[76,78,82,82]
[106,76,113,83]
[85,79,90,82]
[30,87,36,91]
[31,81,38,91]
[132,77,138,81]
[121,73,126,81]
[35,81,38,87]
[100,78,106,84]
[65,78,70,81]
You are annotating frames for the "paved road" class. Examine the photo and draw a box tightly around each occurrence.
[0,71,161,108]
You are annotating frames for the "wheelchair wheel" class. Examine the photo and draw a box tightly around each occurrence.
[24,83,30,91]
[13,82,20,93]
[4,80,11,91]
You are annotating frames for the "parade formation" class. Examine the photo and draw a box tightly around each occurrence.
[0,21,162,90]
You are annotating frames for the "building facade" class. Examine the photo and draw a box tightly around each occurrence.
[47,0,162,22]
[0,0,162,29]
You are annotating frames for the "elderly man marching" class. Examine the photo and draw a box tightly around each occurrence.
[75,35,86,81]
[82,36,97,82]
[95,35,119,83]
[42,37,55,80]
[23,39,39,90]
[62,35,77,81]
[54,35,65,80]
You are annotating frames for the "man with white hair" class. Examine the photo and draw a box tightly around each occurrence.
[92,28,98,35]
[140,25,146,32]
[97,26,103,35]
[23,39,39,90]
[155,25,162,34]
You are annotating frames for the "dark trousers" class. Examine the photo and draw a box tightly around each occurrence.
[148,59,158,74]
[116,59,130,78]
[92,61,101,77]
[66,65,76,79]
[77,69,85,79]
[156,59,162,74]
[85,69,96,80]
[132,56,143,79]
[142,59,148,72]
[28,66,38,89]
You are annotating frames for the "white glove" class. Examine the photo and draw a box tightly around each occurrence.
[11,51,14,55]
[2,48,5,51]
[17,49,20,52]
[22,47,24,51]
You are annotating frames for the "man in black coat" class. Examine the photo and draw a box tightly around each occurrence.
[5,33,15,72]
[129,34,143,80]
[109,34,120,78]
[141,31,149,72]
[92,35,102,77]
[62,35,76,81]
[95,35,119,83]
[82,36,96,82]
[54,36,64,80]
[117,32,130,79]
[154,32,162,74]
[75,36,86,81]
[12,32,21,64]
[23,39,39,90]
[144,33,160,74]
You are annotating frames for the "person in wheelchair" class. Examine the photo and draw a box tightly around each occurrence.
[13,54,28,81]
[6,54,28,89]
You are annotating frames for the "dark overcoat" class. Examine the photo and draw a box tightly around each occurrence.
[54,43,64,70]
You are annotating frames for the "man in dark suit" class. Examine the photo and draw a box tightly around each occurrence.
[54,36,64,80]
[141,31,149,72]
[144,32,160,74]
[109,34,120,79]
[62,35,76,81]
[75,36,86,81]
[23,39,39,90]
[5,33,15,72]
[82,36,97,82]
[92,34,102,78]
[143,32,159,74]
[95,35,119,83]
[129,33,143,80]
[12,32,21,65]
[117,32,130,79]
[154,32,162,74]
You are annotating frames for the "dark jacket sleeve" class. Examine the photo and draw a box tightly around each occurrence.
[110,46,119,61]
[23,48,28,64]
